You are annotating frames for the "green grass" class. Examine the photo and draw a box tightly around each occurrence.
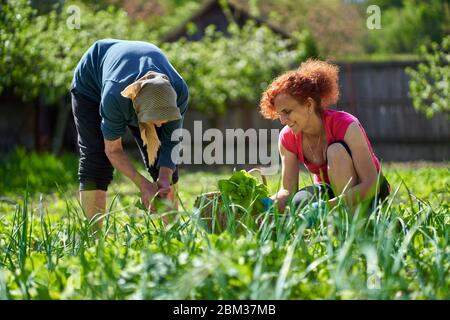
[0,150,448,299]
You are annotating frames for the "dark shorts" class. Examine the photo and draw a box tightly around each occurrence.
[292,140,390,210]
[71,88,179,191]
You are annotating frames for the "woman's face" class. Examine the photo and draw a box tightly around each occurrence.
[274,93,313,134]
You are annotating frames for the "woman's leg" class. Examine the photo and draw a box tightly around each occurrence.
[80,190,106,222]
[292,185,320,209]
[326,142,358,195]
[71,89,114,225]
[292,184,334,209]
[292,141,357,210]
[327,142,392,210]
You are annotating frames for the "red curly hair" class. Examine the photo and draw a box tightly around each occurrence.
[260,59,340,119]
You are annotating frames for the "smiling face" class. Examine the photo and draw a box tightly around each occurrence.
[274,93,314,134]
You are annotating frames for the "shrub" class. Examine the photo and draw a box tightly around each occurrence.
[163,23,317,115]
[0,147,78,194]
[0,0,156,104]
[0,1,317,116]
[406,35,449,119]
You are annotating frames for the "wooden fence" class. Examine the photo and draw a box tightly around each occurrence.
[0,60,449,162]
[179,60,450,163]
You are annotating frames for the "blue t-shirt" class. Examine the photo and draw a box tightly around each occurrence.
[72,39,189,170]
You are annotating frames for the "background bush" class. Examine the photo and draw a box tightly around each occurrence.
[406,35,450,119]
[0,0,316,115]
[0,0,155,104]
[364,0,448,54]
[0,148,78,195]
[163,23,316,116]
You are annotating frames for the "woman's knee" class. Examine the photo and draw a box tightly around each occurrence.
[292,185,318,209]
[326,142,358,192]
[79,153,114,191]
[326,142,352,167]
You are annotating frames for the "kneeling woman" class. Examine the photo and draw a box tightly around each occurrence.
[259,59,389,211]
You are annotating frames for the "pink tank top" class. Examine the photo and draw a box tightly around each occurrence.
[279,109,380,184]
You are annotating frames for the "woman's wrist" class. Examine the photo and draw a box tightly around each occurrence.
[269,189,289,203]
[133,173,145,188]
[277,189,290,198]
[157,166,173,183]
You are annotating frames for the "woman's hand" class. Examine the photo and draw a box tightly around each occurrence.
[271,189,291,212]
[156,178,171,198]
[139,176,158,211]
[156,167,174,198]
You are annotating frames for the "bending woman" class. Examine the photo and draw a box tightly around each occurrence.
[259,59,389,211]
[71,39,189,223]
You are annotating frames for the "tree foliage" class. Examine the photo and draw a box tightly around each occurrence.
[0,0,317,114]
[365,0,448,54]
[232,0,365,58]
[233,0,449,57]
[0,0,156,104]
[163,23,316,115]
[406,35,450,119]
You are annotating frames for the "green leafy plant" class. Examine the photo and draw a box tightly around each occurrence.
[218,170,269,214]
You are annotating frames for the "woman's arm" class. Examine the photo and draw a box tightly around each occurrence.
[157,166,174,197]
[271,142,299,210]
[104,137,158,209]
[329,122,379,208]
